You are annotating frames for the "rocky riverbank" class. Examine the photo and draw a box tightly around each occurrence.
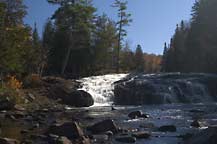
[0,74,217,144]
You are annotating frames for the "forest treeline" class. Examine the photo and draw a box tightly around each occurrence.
[162,0,217,73]
[0,0,161,78]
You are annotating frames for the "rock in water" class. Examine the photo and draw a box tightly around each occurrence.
[158,125,177,132]
[128,111,149,119]
[114,73,217,105]
[88,119,118,134]
[191,120,201,128]
[132,132,151,139]
[115,136,136,143]
[0,138,19,144]
[48,122,84,139]
[49,83,94,107]
[66,90,94,107]
[184,126,217,144]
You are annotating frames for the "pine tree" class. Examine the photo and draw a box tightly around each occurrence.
[134,44,144,72]
[112,0,132,73]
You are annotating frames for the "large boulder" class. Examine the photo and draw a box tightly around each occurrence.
[87,119,118,134]
[64,90,94,107]
[183,126,217,144]
[49,81,94,107]
[48,122,84,139]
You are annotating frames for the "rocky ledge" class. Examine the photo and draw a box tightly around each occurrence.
[114,73,217,105]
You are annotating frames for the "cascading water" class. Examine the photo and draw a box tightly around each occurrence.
[78,74,128,106]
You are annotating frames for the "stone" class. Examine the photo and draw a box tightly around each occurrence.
[0,98,15,111]
[56,136,72,144]
[128,111,149,119]
[49,83,94,107]
[0,138,19,144]
[158,125,177,132]
[88,119,118,134]
[48,122,84,139]
[183,126,217,144]
[132,132,151,139]
[191,120,201,128]
[115,136,136,143]
[139,123,155,129]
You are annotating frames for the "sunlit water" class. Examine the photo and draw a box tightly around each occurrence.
[78,73,128,106]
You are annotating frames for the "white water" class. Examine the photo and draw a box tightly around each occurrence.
[78,74,128,106]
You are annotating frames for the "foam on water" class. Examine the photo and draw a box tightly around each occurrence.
[78,74,128,106]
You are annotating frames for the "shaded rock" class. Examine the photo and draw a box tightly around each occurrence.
[183,126,217,144]
[48,122,84,139]
[114,73,217,105]
[87,119,118,134]
[177,133,193,141]
[0,98,15,111]
[92,134,109,142]
[191,120,201,128]
[158,125,177,132]
[49,83,94,107]
[0,138,19,144]
[132,132,151,139]
[128,111,149,119]
[115,136,136,143]
[65,90,94,107]
[57,136,72,144]
[139,123,155,129]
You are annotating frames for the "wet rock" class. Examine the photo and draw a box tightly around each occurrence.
[14,105,25,111]
[177,133,193,140]
[183,126,217,144]
[56,136,72,144]
[189,109,204,113]
[0,138,19,144]
[139,123,155,129]
[105,131,113,137]
[65,90,94,107]
[128,111,149,119]
[0,98,15,111]
[115,136,136,143]
[87,119,118,134]
[49,83,94,107]
[92,134,109,142]
[158,125,177,132]
[132,132,151,139]
[48,122,84,139]
[27,93,35,102]
[191,120,201,128]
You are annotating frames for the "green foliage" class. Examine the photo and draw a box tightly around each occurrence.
[47,1,96,76]
[0,0,39,75]
[163,0,217,73]
[112,0,132,72]
[93,14,118,72]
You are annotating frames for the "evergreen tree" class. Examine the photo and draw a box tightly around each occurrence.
[112,0,132,72]
[0,0,33,74]
[93,14,117,73]
[48,0,96,77]
[134,45,144,72]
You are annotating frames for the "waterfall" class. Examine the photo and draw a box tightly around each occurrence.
[78,74,127,106]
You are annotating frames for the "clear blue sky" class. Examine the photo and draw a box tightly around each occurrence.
[24,0,195,54]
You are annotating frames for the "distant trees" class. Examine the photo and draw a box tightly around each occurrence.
[162,0,217,73]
